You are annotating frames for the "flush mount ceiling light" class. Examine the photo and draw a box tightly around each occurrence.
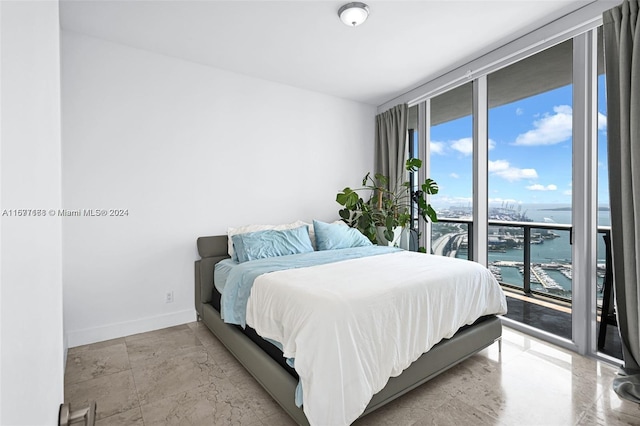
[338,2,370,27]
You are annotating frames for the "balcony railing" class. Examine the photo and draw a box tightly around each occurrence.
[429,217,620,357]
[431,218,611,305]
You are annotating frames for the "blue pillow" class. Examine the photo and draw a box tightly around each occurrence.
[231,226,314,263]
[313,220,373,251]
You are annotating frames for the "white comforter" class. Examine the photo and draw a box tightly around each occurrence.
[245,251,507,426]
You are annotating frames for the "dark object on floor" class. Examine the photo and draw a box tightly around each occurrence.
[598,234,618,350]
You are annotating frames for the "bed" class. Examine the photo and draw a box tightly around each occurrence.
[195,222,507,426]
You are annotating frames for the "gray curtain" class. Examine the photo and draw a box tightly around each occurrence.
[603,0,640,404]
[375,104,408,193]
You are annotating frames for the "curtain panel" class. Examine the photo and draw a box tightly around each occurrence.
[603,0,640,404]
[374,104,408,194]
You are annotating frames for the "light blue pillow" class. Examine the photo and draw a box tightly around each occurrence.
[313,220,373,251]
[231,226,314,263]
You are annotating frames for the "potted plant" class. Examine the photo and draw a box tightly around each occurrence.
[336,158,439,250]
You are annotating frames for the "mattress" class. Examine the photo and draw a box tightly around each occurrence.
[209,283,492,386]
[215,247,507,425]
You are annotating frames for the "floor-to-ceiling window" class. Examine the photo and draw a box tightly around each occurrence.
[487,39,574,340]
[420,26,619,360]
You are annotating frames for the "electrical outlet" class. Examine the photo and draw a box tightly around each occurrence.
[165,291,174,303]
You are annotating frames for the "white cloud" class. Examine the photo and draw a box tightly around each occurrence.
[516,107,524,116]
[526,184,558,191]
[598,112,607,131]
[488,159,509,172]
[514,105,573,146]
[489,159,538,182]
[451,137,473,155]
[498,168,538,181]
[450,172,460,179]
[526,184,544,190]
[450,137,496,156]
[563,190,572,196]
[431,140,445,155]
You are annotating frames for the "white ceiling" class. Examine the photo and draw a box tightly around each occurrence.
[60,0,600,106]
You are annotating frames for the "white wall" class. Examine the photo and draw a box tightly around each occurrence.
[0,1,64,424]
[61,32,376,347]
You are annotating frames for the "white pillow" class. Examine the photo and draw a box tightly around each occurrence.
[227,220,310,260]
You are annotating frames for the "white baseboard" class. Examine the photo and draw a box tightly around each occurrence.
[65,309,197,348]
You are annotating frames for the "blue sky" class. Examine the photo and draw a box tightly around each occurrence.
[428,75,608,209]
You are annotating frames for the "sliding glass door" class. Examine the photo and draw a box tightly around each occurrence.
[487,39,574,340]
[422,27,619,360]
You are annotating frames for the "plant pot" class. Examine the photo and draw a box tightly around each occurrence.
[376,226,409,250]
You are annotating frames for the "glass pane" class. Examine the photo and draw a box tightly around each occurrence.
[596,27,620,360]
[597,26,610,228]
[488,39,573,223]
[408,105,419,231]
[429,83,473,258]
[597,26,609,308]
[487,39,573,339]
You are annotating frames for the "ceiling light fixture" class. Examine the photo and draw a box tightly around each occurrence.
[338,2,369,27]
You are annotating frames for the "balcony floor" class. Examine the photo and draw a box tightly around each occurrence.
[504,292,623,360]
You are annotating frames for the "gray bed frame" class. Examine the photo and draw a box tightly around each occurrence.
[195,235,502,425]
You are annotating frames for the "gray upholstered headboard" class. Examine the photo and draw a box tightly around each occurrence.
[197,235,228,258]
[195,235,229,318]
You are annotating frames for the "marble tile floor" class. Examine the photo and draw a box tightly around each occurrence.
[64,322,640,426]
